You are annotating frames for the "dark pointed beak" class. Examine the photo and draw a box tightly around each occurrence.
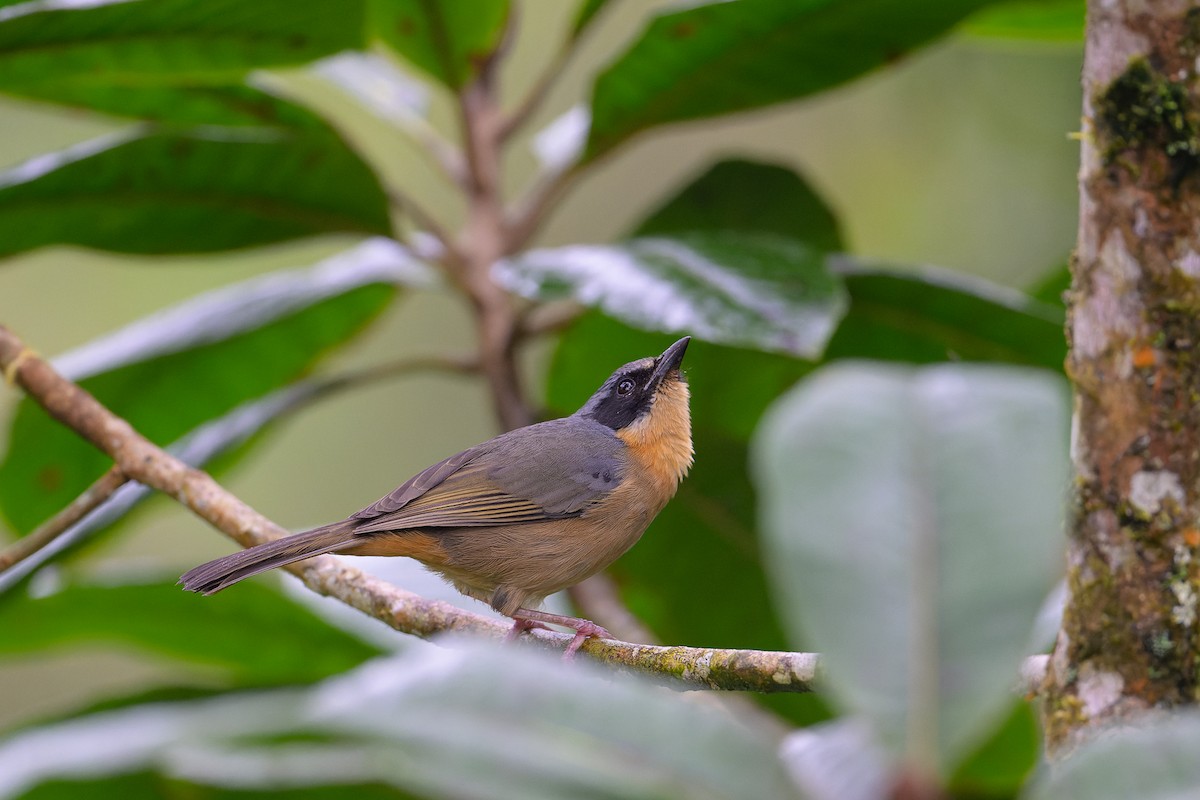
[649,336,690,390]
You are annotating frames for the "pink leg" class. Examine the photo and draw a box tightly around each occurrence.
[512,608,612,660]
[504,617,551,642]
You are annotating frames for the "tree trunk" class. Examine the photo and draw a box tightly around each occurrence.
[1043,0,1200,754]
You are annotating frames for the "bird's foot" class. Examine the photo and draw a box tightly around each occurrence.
[512,608,612,661]
[505,617,552,642]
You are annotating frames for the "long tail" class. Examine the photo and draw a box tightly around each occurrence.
[179,520,359,595]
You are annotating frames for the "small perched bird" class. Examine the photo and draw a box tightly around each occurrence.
[181,337,693,657]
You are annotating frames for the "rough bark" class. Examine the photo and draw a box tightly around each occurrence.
[1043,0,1200,753]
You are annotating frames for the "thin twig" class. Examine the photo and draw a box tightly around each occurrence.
[0,325,823,692]
[497,0,616,142]
[506,163,582,255]
[0,466,129,571]
[498,44,573,143]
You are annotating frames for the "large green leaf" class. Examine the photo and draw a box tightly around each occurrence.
[0,0,365,92]
[367,0,509,90]
[0,579,382,685]
[753,363,1068,775]
[585,0,1001,160]
[0,128,392,259]
[0,643,801,800]
[1024,712,1200,799]
[0,240,426,534]
[830,262,1066,371]
[497,233,848,359]
[634,158,844,252]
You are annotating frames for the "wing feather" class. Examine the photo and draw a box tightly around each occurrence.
[349,417,626,534]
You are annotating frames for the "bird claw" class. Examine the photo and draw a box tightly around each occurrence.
[505,617,552,642]
[562,621,612,661]
[508,608,612,660]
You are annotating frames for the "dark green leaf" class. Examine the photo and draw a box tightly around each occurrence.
[367,0,510,89]
[0,241,424,533]
[0,0,365,92]
[0,128,391,259]
[586,0,1001,160]
[829,262,1066,371]
[948,700,1039,797]
[497,233,848,358]
[7,81,334,129]
[634,158,844,252]
[0,643,800,800]
[753,363,1068,774]
[964,0,1083,41]
[0,579,382,685]
[1026,711,1200,799]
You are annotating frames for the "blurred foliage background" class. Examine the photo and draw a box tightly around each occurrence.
[0,0,1103,797]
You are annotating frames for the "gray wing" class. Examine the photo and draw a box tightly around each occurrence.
[350,417,626,533]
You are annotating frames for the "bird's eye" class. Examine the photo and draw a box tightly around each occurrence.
[617,378,635,395]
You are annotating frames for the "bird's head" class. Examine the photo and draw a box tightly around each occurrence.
[578,338,692,473]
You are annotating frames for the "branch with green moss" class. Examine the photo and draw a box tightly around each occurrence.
[0,324,824,693]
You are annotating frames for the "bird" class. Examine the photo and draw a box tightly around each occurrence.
[180,337,693,658]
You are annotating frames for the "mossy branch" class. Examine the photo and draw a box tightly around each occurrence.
[0,324,822,693]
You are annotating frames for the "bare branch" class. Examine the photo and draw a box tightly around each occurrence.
[0,466,128,572]
[457,62,533,430]
[0,324,822,692]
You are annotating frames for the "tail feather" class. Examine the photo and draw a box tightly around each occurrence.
[179,520,358,595]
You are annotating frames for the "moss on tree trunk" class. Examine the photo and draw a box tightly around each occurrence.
[1044,0,1200,754]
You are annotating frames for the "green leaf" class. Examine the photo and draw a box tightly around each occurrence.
[0,240,425,534]
[8,81,335,129]
[497,233,848,359]
[368,0,510,89]
[0,0,366,92]
[753,362,1069,775]
[0,127,392,259]
[829,262,1067,371]
[964,0,1083,42]
[0,579,382,685]
[585,0,1002,160]
[0,643,800,800]
[634,158,844,252]
[1025,712,1200,799]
